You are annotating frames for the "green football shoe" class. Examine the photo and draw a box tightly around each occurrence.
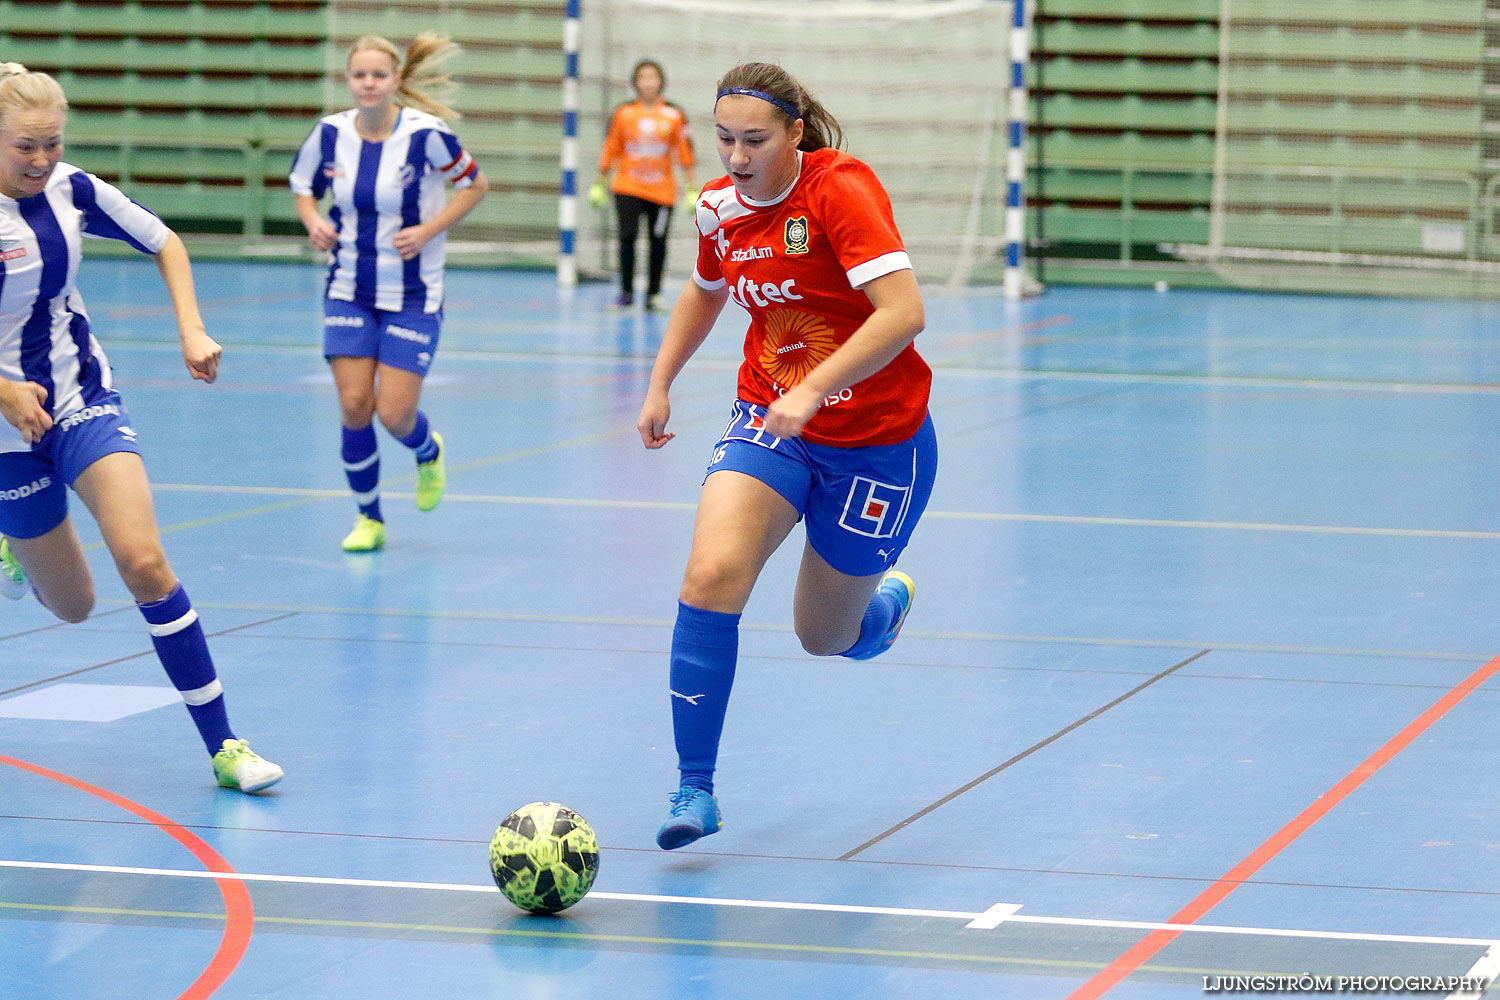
[0,538,28,601]
[415,431,445,511]
[341,514,386,552]
[212,738,284,793]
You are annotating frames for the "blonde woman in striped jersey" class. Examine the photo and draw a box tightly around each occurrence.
[0,64,282,793]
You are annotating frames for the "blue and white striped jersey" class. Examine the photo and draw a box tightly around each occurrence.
[0,163,170,455]
[288,108,479,314]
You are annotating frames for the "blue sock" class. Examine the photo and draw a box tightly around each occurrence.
[342,424,382,522]
[397,411,439,464]
[670,602,740,794]
[839,589,901,659]
[139,583,234,756]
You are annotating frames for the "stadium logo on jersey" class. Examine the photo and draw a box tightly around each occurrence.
[784,216,810,255]
[838,477,909,539]
[730,247,774,262]
[0,477,53,502]
[0,238,25,261]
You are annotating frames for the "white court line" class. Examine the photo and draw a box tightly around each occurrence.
[1449,944,1500,999]
[3,860,1496,950]
[965,902,1024,929]
[933,366,1500,396]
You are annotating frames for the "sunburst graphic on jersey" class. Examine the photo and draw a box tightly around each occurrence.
[759,309,838,387]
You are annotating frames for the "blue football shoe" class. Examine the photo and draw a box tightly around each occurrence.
[656,786,722,850]
[847,570,915,661]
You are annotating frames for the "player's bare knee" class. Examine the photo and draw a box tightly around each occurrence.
[339,396,376,428]
[376,404,415,439]
[679,558,752,613]
[116,549,174,602]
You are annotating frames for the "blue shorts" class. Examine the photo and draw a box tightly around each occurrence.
[323,299,441,375]
[704,399,938,577]
[0,388,142,539]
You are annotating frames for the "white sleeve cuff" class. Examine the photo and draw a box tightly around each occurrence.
[847,251,912,289]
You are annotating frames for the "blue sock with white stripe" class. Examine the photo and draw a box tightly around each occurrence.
[139,583,233,756]
[342,424,382,522]
[669,602,740,794]
[397,411,439,464]
[839,591,902,659]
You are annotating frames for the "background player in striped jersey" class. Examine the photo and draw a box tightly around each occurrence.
[637,62,938,849]
[590,59,697,311]
[0,65,282,793]
[289,33,490,552]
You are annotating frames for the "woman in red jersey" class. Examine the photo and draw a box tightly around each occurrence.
[637,62,937,850]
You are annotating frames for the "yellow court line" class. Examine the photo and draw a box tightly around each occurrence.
[0,899,1261,978]
[148,483,1500,541]
[75,596,1487,663]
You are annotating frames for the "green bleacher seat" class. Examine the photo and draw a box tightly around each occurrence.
[1036,130,1216,170]
[1041,205,1211,246]
[1225,61,1481,102]
[1037,21,1220,59]
[1224,135,1481,172]
[1230,24,1480,64]
[1230,0,1482,29]
[1035,94,1217,132]
[1042,0,1219,20]
[1226,99,1480,140]
[1038,168,1213,205]
[1037,56,1218,96]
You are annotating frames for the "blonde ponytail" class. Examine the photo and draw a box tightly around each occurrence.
[398,32,462,121]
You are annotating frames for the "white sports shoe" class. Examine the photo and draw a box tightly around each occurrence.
[0,538,28,601]
[212,739,285,793]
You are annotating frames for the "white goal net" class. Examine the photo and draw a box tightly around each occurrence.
[1164,1,1499,298]
[576,0,1016,289]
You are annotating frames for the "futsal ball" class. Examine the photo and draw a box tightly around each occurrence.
[489,801,600,913]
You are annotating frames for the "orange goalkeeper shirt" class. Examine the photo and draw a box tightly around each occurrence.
[598,100,695,207]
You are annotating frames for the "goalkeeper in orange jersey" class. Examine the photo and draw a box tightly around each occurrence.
[590,59,697,311]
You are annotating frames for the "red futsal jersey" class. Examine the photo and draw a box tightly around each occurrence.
[692,147,931,447]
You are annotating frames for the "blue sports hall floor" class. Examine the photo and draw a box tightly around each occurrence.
[2,258,1498,999]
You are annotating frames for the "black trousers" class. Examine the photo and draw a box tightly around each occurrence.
[614,193,673,297]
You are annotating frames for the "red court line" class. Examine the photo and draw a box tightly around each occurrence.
[0,754,254,1000]
[1066,652,1500,1000]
